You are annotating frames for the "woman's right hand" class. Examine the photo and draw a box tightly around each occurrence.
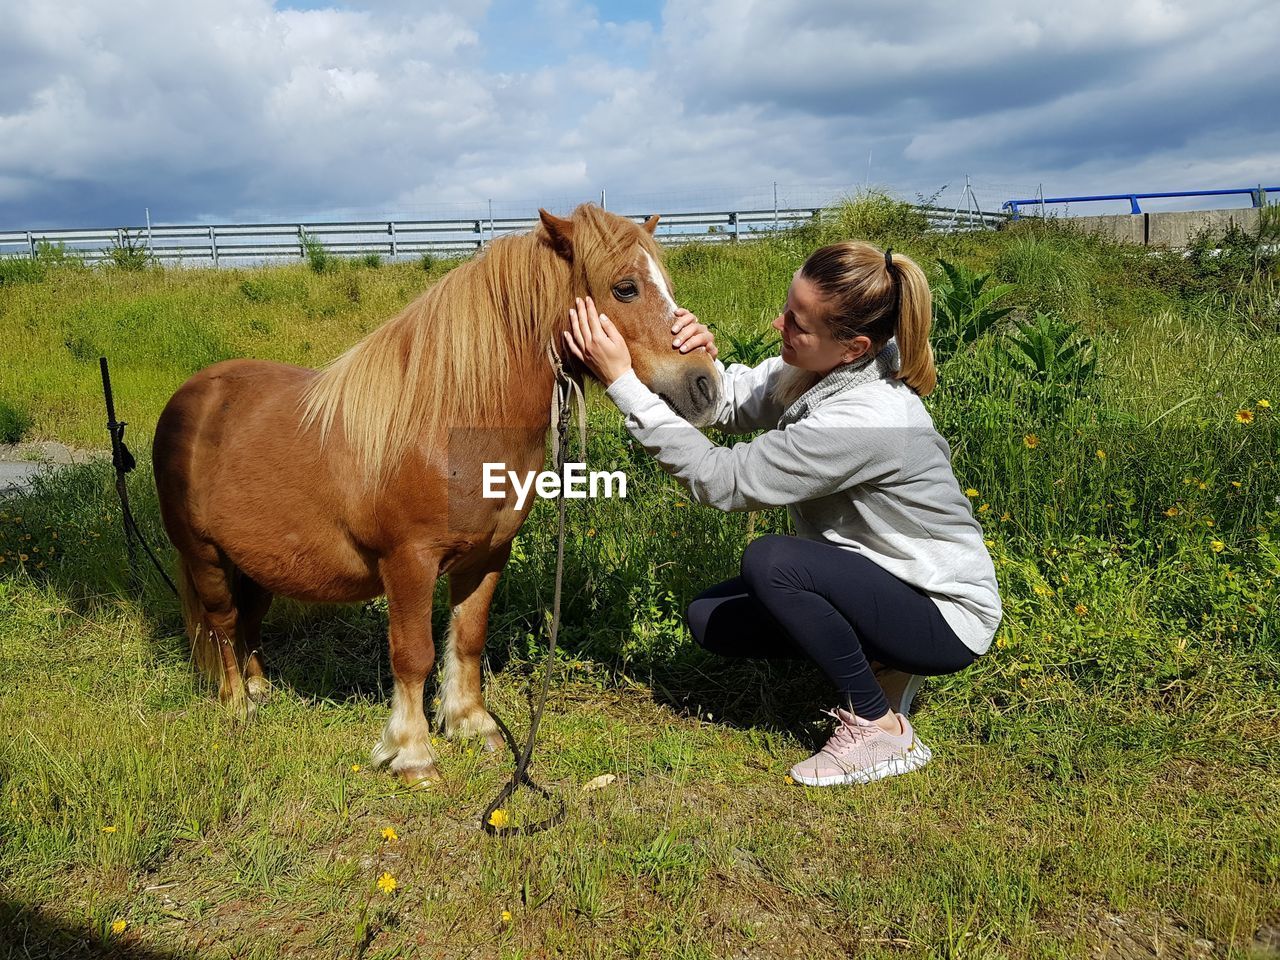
[672,307,718,359]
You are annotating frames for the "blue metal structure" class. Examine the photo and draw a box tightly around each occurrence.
[1002,187,1278,219]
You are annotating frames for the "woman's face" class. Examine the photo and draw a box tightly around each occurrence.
[772,272,870,373]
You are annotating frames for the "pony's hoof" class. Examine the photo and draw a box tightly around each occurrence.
[246,677,273,705]
[397,764,442,787]
[219,691,256,723]
[484,731,506,754]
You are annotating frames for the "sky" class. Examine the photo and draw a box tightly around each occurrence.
[1,0,1277,229]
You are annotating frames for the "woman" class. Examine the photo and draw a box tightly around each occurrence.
[563,241,1001,786]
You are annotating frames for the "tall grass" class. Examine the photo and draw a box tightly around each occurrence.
[1,198,1278,957]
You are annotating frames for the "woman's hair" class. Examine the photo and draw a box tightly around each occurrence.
[774,241,936,406]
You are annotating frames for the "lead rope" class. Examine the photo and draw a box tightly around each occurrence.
[479,346,583,837]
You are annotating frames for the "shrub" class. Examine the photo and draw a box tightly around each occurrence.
[0,257,45,286]
[0,399,34,443]
[360,252,382,269]
[931,258,1016,363]
[300,231,332,274]
[105,229,154,271]
[997,310,1098,418]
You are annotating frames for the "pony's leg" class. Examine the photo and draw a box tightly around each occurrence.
[439,544,510,752]
[371,550,441,785]
[234,574,274,705]
[187,553,251,718]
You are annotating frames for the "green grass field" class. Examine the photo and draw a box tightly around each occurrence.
[1,200,1277,958]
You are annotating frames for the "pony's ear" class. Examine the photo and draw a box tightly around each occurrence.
[642,215,660,235]
[539,209,574,260]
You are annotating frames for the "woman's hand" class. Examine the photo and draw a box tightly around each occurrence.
[564,296,633,386]
[672,307,718,359]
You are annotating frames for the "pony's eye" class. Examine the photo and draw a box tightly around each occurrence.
[612,280,639,302]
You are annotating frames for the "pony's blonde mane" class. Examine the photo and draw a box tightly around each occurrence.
[300,204,660,487]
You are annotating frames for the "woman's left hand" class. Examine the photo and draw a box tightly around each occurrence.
[564,296,633,386]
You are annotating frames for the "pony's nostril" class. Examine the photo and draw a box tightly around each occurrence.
[694,375,711,405]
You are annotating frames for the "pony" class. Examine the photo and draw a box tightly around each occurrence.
[152,204,719,784]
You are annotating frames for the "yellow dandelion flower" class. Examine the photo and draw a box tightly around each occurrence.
[102,826,117,834]
[964,488,979,498]
[376,872,398,894]
[675,502,688,508]
[1235,409,1254,424]
[381,826,398,843]
[18,554,28,562]
[977,503,990,514]
[995,636,1008,649]
[110,919,127,935]
[1205,519,1215,528]
[1164,506,1180,517]
[488,809,510,829]
[1230,481,1242,488]
[501,909,513,923]
[1197,481,1208,491]
[783,775,795,786]
[1211,540,1225,553]
[466,747,474,756]
[1033,584,1053,597]
[1000,512,1011,522]
[1257,399,1271,409]
[1074,603,1088,617]
[1096,449,1106,462]
[984,539,995,548]
[1183,477,1192,485]
[587,527,596,537]
[351,764,361,772]
[1023,434,1039,449]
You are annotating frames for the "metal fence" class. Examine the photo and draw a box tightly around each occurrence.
[0,203,1007,266]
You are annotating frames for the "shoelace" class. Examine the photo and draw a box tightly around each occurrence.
[818,708,875,759]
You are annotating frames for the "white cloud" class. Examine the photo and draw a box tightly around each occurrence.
[0,0,1276,227]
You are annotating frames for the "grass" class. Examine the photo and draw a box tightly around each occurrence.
[1,206,1278,958]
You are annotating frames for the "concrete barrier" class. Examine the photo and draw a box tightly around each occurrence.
[1070,215,1146,245]
[1145,208,1260,248]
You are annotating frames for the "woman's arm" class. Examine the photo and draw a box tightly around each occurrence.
[605,370,894,512]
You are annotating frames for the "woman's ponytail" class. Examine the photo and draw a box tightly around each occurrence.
[888,254,936,397]
[798,241,938,398]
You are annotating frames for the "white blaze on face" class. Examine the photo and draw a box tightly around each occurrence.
[642,250,676,319]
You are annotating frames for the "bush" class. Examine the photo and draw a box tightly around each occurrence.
[300,231,332,274]
[931,258,1016,363]
[0,399,34,443]
[360,252,382,269]
[807,190,932,245]
[105,229,155,271]
[0,257,45,286]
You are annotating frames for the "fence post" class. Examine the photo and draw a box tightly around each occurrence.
[474,219,483,249]
[389,221,398,259]
[298,225,306,259]
[730,212,739,243]
[209,226,219,268]
[27,232,35,260]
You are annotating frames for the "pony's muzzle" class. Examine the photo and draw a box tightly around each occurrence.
[652,367,719,427]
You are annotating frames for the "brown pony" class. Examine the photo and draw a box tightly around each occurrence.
[153,204,718,784]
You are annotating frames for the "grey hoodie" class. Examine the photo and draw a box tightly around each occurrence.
[604,350,1002,654]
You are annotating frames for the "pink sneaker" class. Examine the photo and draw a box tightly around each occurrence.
[789,708,932,787]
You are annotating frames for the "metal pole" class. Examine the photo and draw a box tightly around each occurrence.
[27,231,35,260]
[209,226,219,267]
[600,189,606,210]
[145,207,153,255]
[1038,184,1045,219]
[488,199,494,244]
[773,181,778,232]
[389,221,398,259]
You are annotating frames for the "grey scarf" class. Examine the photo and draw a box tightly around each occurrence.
[778,340,901,428]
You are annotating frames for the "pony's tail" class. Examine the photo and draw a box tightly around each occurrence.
[178,556,221,685]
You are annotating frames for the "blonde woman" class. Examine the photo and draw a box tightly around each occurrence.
[564,242,1001,786]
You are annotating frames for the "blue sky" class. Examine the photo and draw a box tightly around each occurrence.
[1,0,1276,229]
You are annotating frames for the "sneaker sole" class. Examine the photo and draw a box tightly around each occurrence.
[790,741,933,787]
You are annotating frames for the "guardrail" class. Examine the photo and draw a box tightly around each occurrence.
[0,203,1007,266]
[1002,187,1277,218]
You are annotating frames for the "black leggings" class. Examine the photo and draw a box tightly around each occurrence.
[685,535,976,719]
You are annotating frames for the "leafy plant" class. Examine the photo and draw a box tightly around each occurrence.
[720,326,779,366]
[931,258,1016,363]
[360,252,382,269]
[998,310,1097,417]
[105,229,154,271]
[300,231,332,274]
[0,256,45,286]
